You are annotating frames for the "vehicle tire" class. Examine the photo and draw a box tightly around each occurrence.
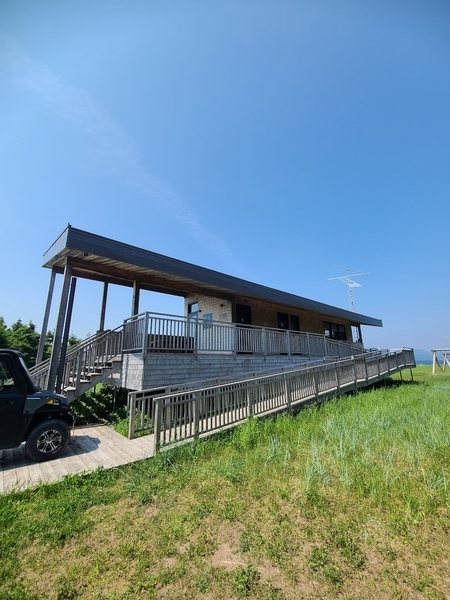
[25,419,70,462]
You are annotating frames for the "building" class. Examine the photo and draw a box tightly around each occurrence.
[33,225,383,397]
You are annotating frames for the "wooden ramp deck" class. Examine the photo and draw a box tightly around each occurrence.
[0,425,155,495]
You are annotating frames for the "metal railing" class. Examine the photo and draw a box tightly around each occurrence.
[58,327,123,393]
[128,348,415,447]
[29,327,123,392]
[123,312,365,359]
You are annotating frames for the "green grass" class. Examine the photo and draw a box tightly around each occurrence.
[1,365,449,599]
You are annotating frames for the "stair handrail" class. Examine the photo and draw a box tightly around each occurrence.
[58,326,124,393]
[29,325,124,391]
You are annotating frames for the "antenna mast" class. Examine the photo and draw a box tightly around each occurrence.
[328,267,371,311]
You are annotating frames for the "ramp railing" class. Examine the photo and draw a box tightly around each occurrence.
[127,348,415,448]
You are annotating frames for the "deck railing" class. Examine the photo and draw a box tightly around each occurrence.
[127,347,416,444]
[123,312,364,359]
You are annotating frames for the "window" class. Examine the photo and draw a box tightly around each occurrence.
[323,322,347,341]
[188,302,199,315]
[351,325,362,343]
[0,359,17,391]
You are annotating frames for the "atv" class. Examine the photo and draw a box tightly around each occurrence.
[0,349,74,462]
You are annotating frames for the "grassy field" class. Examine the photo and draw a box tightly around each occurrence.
[1,365,449,599]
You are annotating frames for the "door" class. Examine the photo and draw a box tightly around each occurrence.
[235,304,253,352]
[0,357,27,449]
[236,304,252,325]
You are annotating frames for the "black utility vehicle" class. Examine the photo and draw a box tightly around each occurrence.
[0,350,74,461]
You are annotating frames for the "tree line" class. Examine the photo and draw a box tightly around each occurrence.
[0,318,80,368]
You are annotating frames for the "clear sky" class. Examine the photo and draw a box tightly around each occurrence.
[1,0,449,352]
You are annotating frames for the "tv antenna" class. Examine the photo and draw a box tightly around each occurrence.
[328,267,371,311]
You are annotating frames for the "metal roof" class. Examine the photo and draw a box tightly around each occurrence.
[42,225,383,328]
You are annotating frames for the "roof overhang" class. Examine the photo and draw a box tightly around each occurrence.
[43,225,383,328]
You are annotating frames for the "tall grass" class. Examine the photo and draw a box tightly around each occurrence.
[0,365,449,599]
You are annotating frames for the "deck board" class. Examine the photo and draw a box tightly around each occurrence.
[0,425,154,495]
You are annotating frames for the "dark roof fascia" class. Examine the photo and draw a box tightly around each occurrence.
[43,226,383,328]
[42,224,71,264]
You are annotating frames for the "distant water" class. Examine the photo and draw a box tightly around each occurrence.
[414,349,433,365]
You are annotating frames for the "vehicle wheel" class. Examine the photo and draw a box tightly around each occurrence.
[25,420,70,462]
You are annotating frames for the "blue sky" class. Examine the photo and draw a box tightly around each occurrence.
[1,0,449,352]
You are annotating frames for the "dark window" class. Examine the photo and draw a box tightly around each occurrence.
[278,312,289,330]
[289,315,300,331]
[323,322,347,341]
[0,359,17,391]
[236,304,252,325]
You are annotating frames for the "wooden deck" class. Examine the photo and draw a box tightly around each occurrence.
[0,425,155,495]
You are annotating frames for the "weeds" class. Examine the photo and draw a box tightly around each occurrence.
[232,565,260,597]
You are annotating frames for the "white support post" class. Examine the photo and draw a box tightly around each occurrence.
[313,368,319,398]
[336,363,340,392]
[193,393,199,439]
[284,373,292,412]
[153,400,161,452]
[247,382,254,417]
[432,350,437,374]
[194,314,199,358]
[75,348,84,392]
[128,393,136,440]
[142,312,149,358]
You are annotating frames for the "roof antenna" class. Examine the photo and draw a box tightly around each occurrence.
[328,267,371,311]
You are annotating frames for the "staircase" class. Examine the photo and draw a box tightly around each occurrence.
[64,356,122,402]
[29,327,124,402]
